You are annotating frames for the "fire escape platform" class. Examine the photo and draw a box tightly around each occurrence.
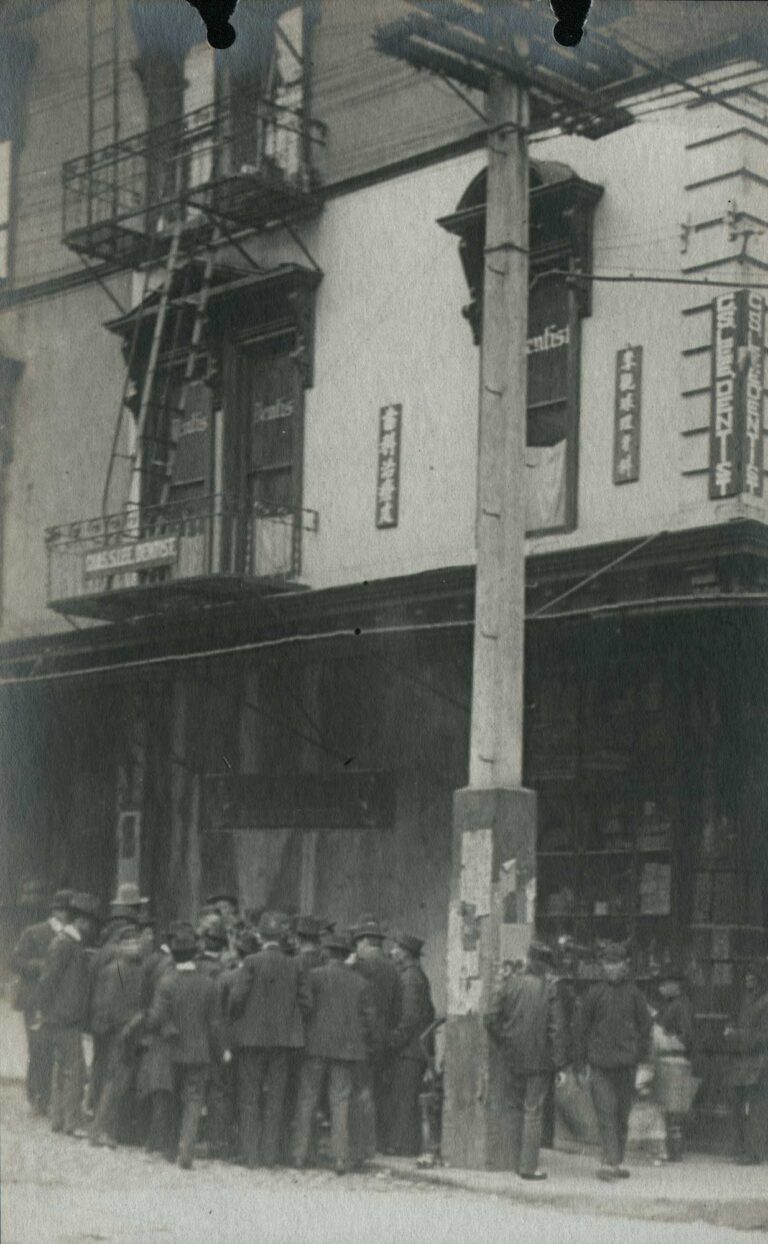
[48,572,309,623]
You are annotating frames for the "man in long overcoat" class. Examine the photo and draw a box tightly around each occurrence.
[485,939,567,1180]
[350,914,402,1152]
[388,932,435,1156]
[11,887,71,1113]
[725,961,768,1165]
[38,891,101,1136]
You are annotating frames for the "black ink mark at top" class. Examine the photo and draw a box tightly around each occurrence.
[185,0,238,50]
[551,0,592,48]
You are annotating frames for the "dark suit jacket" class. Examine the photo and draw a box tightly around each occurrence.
[89,956,144,1036]
[485,970,568,1074]
[353,954,403,1055]
[228,945,310,1049]
[391,962,435,1062]
[576,979,652,1069]
[304,961,375,1062]
[38,930,92,1028]
[146,965,222,1065]
[11,919,58,1016]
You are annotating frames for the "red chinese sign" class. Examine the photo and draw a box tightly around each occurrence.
[376,404,402,528]
[613,345,642,484]
[709,289,765,499]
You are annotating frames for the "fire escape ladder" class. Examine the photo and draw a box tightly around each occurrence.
[87,0,119,222]
[101,218,183,519]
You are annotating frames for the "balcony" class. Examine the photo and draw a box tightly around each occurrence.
[62,96,325,266]
[46,494,319,621]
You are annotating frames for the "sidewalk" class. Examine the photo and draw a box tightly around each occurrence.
[369,1148,768,1233]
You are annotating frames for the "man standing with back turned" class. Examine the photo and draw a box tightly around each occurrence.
[484,939,567,1180]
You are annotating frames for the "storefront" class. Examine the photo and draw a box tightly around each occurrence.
[1,526,766,1148]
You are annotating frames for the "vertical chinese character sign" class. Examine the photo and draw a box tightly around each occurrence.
[709,289,765,500]
[613,345,642,484]
[376,404,402,528]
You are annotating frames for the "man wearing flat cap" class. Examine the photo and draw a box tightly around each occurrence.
[38,891,101,1136]
[485,939,567,1180]
[388,933,435,1156]
[350,914,403,1152]
[575,941,652,1180]
[11,886,72,1114]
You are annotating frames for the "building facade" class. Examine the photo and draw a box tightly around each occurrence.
[0,0,767,1149]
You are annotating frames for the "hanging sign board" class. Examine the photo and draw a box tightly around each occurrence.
[709,289,765,500]
[613,344,642,484]
[202,770,396,832]
[83,534,178,578]
[376,404,402,528]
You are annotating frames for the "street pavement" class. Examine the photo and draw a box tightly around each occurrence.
[1,1083,766,1244]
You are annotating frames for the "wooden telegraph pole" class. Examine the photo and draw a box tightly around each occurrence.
[441,74,537,1170]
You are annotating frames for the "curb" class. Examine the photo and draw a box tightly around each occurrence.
[369,1159,768,1233]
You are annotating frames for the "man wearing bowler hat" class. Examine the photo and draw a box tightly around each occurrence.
[350,914,402,1152]
[292,930,376,1174]
[388,932,435,1156]
[11,886,72,1114]
[228,910,311,1167]
[485,939,567,1180]
[144,922,224,1169]
[38,891,101,1136]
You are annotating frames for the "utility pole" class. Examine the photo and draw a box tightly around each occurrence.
[441,74,537,1170]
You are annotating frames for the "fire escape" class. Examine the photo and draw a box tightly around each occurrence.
[47,1,325,621]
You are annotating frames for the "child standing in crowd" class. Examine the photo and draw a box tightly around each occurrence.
[652,964,697,1163]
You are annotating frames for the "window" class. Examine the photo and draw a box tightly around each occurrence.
[0,140,11,283]
[440,161,602,536]
[525,277,574,533]
[249,347,300,511]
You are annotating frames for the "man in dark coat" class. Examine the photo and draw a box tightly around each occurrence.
[11,887,71,1113]
[228,910,311,1167]
[282,915,326,1159]
[89,923,144,1148]
[576,942,652,1180]
[485,940,567,1179]
[38,891,101,1136]
[350,914,402,1152]
[725,961,768,1165]
[145,922,224,1169]
[292,931,376,1174]
[388,932,435,1156]
[196,914,236,1158]
[89,885,148,1110]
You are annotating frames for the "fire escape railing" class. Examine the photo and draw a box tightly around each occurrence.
[62,95,326,262]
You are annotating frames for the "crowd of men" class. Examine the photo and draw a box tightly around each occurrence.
[11,887,768,1179]
[485,938,768,1180]
[10,887,435,1173]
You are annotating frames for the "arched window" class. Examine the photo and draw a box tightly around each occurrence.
[439,161,602,534]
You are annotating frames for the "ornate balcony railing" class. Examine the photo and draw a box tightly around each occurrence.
[62,95,325,264]
[46,494,318,617]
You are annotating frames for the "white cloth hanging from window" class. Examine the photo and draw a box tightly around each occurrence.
[525,439,567,531]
